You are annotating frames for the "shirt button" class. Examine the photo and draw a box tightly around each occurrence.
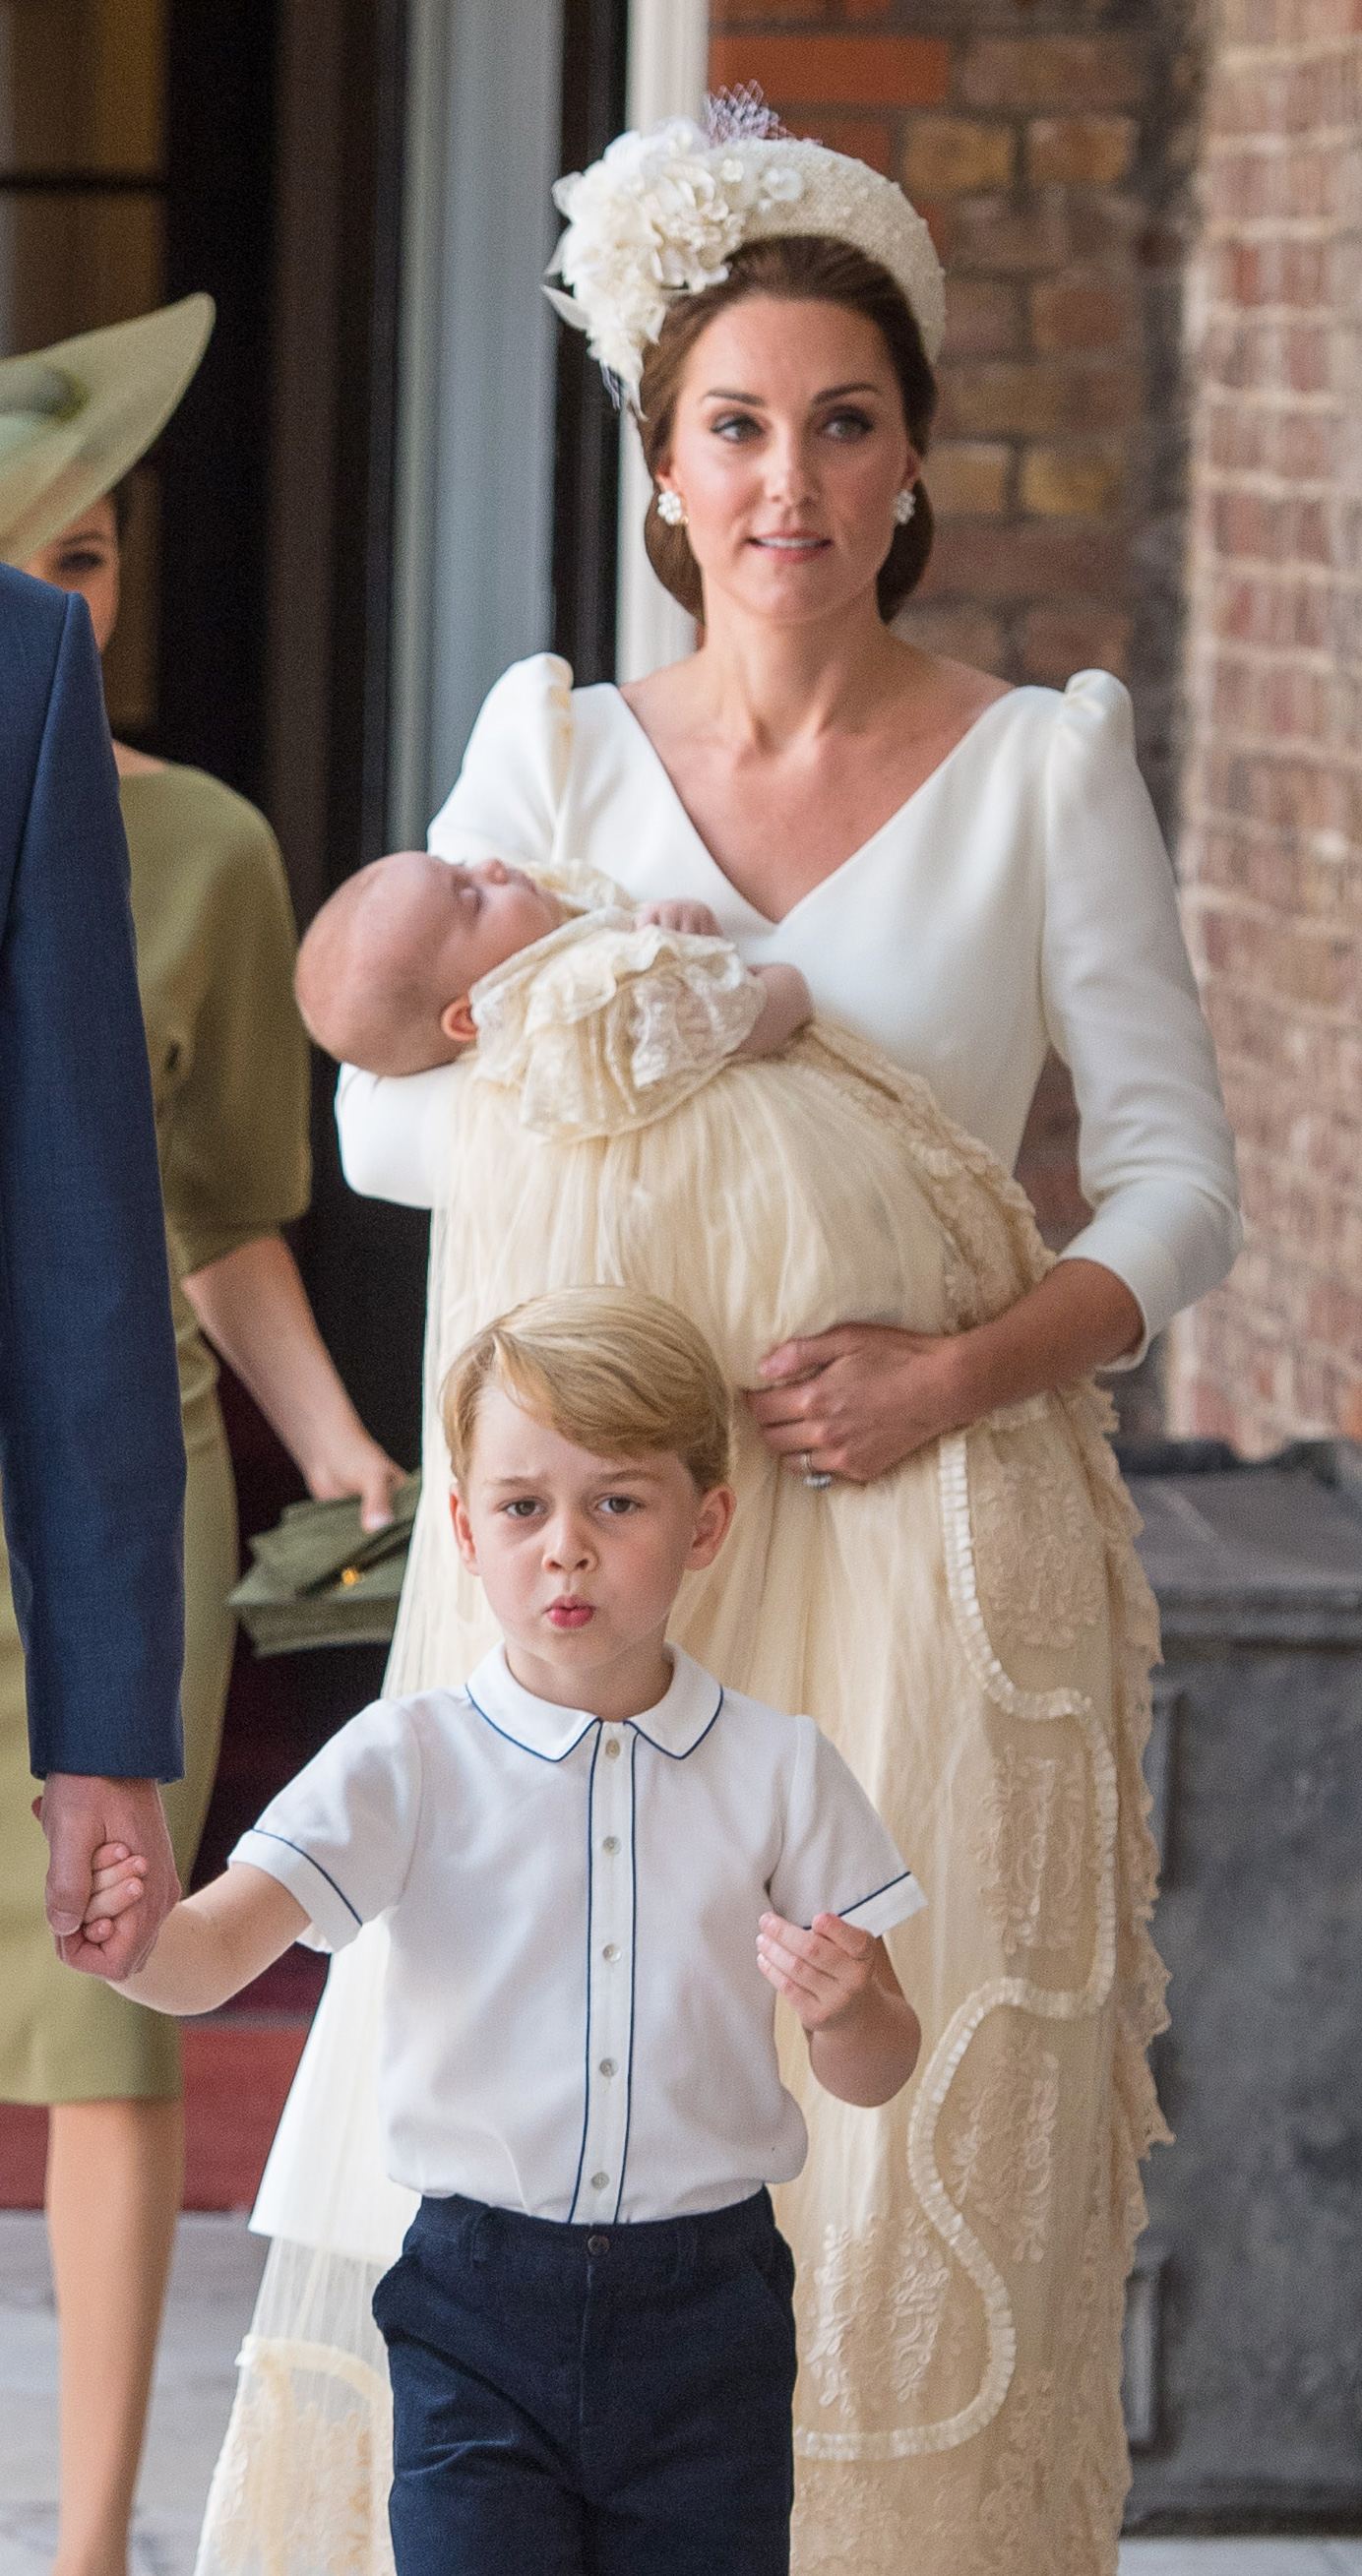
[604,1738,622,1760]
[602,1943,620,1962]
[598,2057,617,2077]
[591,2171,610,2192]
[602,1836,620,1855]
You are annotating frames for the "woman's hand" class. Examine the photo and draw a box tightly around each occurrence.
[746,1323,966,1484]
[748,1261,1145,1485]
[302,1424,406,1532]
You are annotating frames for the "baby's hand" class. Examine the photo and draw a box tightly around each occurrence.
[80,1842,150,1947]
[637,899,722,938]
[757,1909,876,2032]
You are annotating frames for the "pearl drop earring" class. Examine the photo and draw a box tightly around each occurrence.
[893,488,917,526]
[656,488,686,527]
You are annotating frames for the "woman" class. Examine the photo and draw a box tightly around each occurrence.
[204,114,1240,2576]
[0,299,402,2576]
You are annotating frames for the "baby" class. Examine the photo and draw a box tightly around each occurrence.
[294,847,812,1077]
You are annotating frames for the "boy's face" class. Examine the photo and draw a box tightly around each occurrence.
[379,851,563,1032]
[450,1387,734,1719]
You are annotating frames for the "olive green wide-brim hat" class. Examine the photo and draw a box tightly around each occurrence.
[0,292,215,566]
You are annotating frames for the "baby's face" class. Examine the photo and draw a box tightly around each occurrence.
[382,851,563,1001]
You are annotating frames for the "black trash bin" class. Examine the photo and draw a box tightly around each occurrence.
[1118,1440,1362,2535]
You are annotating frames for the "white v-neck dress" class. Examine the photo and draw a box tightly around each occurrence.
[203,657,1238,2576]
[339,652,1240,1350]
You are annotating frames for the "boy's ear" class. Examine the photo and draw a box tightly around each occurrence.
[440,996,477,1048]
[686,1483,736,1573]
[449,1486,480,1572]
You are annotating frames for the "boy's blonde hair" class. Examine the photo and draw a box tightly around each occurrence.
[441,1287,732,1493]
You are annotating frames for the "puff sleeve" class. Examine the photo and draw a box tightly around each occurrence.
[1041,673,1242,1356]
[230,1695,423,1951]
[167,799,311,1274]
[338,654,577,1206]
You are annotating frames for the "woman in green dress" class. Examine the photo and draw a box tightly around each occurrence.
[0,320,402,2576]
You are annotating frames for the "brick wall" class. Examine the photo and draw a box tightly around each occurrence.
[707,4,1203,1413]
[1168,3,1362,1451]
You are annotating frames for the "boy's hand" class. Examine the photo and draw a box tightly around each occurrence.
[637,899,721,938]
[757,1909,876,2031]
[82,1842,150,1941]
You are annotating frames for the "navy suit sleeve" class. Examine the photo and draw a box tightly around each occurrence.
[0,584,185,1780]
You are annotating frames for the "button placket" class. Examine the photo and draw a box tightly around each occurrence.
[571,1726,636,2221]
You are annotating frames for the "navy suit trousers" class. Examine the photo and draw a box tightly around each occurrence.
[373,2187,797,2575]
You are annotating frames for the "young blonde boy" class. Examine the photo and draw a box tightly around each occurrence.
[84,1287,923,2576]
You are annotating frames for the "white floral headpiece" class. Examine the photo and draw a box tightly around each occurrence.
[546,88,946,403]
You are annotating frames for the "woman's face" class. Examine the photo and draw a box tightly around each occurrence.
[23,494,121,652]
[658,295,918,629]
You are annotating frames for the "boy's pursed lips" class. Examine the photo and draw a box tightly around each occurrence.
[546,1597,595,1629]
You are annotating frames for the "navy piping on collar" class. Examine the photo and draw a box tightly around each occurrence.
[630,1682,725,1761]
[610,1731,641,2224]
[799,1867,919,1932]
[566,1728,602,2224]
[244,1829,362,1928]
[465,1685,596,1764]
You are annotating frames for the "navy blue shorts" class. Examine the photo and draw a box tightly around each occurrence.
[372,2186,797,2574]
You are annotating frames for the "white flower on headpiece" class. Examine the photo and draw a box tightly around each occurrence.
[547,117,804,399]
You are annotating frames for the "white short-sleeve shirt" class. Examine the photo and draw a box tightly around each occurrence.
[231,1646,923,2225]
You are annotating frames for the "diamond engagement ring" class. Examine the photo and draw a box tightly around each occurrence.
[800,1451,835,1490]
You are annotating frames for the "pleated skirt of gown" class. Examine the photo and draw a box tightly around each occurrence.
[195,1032,1166,2576]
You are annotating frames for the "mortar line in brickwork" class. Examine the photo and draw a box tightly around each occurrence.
[1183,815,1362,869]
[1204,123,1362,155]
[1200,385,1345,415]
[1191,555,1362,591]
[1197,633,1337,662]
[1197,466,1349,497]
[1217,36,1362,63]
[1184,732,1362,770]
[1203,214,1355,239]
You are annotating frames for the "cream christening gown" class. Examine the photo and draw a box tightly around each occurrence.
[196,660,1240,2576]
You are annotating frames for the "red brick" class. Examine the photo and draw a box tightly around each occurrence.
[960,36,1145,114]
[941,277,1024,360]
[920,518,1129,603]
[1022,443,1127,519]
[1030,277,1139,353]
[928,441,1012,516]
[901,116,1015,198]
[947,193,1071,275]
[708,32,950,108]
[711,0,830,20]
[938,358,1140,439]
[1025,115,1138,188]
[805,112,894,173]
[893,600,1007,672]
[1021,604,1132,683]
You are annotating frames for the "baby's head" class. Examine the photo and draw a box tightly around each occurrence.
[295,849,564,1074]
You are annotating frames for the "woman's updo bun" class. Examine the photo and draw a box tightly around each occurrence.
[636,233,938,625]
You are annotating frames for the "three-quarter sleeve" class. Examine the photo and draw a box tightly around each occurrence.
[167,802,311,1274]
[1040,672,1242,1357]
[340,654,578,1207]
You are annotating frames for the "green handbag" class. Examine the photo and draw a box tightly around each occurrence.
[229,1474,421,1654]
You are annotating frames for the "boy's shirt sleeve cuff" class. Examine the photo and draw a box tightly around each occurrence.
[837,1870,927,1939]
[229,1827,364,1953]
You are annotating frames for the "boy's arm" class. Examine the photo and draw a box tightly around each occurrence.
[113,1866,310,2015]
[757,1910,921,2108]
[733,964,813,1062]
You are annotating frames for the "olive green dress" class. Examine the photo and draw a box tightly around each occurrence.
[0,766,311,2102]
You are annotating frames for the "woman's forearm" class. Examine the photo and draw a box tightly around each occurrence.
[939,1257,1144,1426]
[183,1233,402,1510]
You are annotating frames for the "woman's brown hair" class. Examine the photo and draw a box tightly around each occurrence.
[635,233,939,624]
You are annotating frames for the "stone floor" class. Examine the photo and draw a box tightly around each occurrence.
[0,2212,1358,2575]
